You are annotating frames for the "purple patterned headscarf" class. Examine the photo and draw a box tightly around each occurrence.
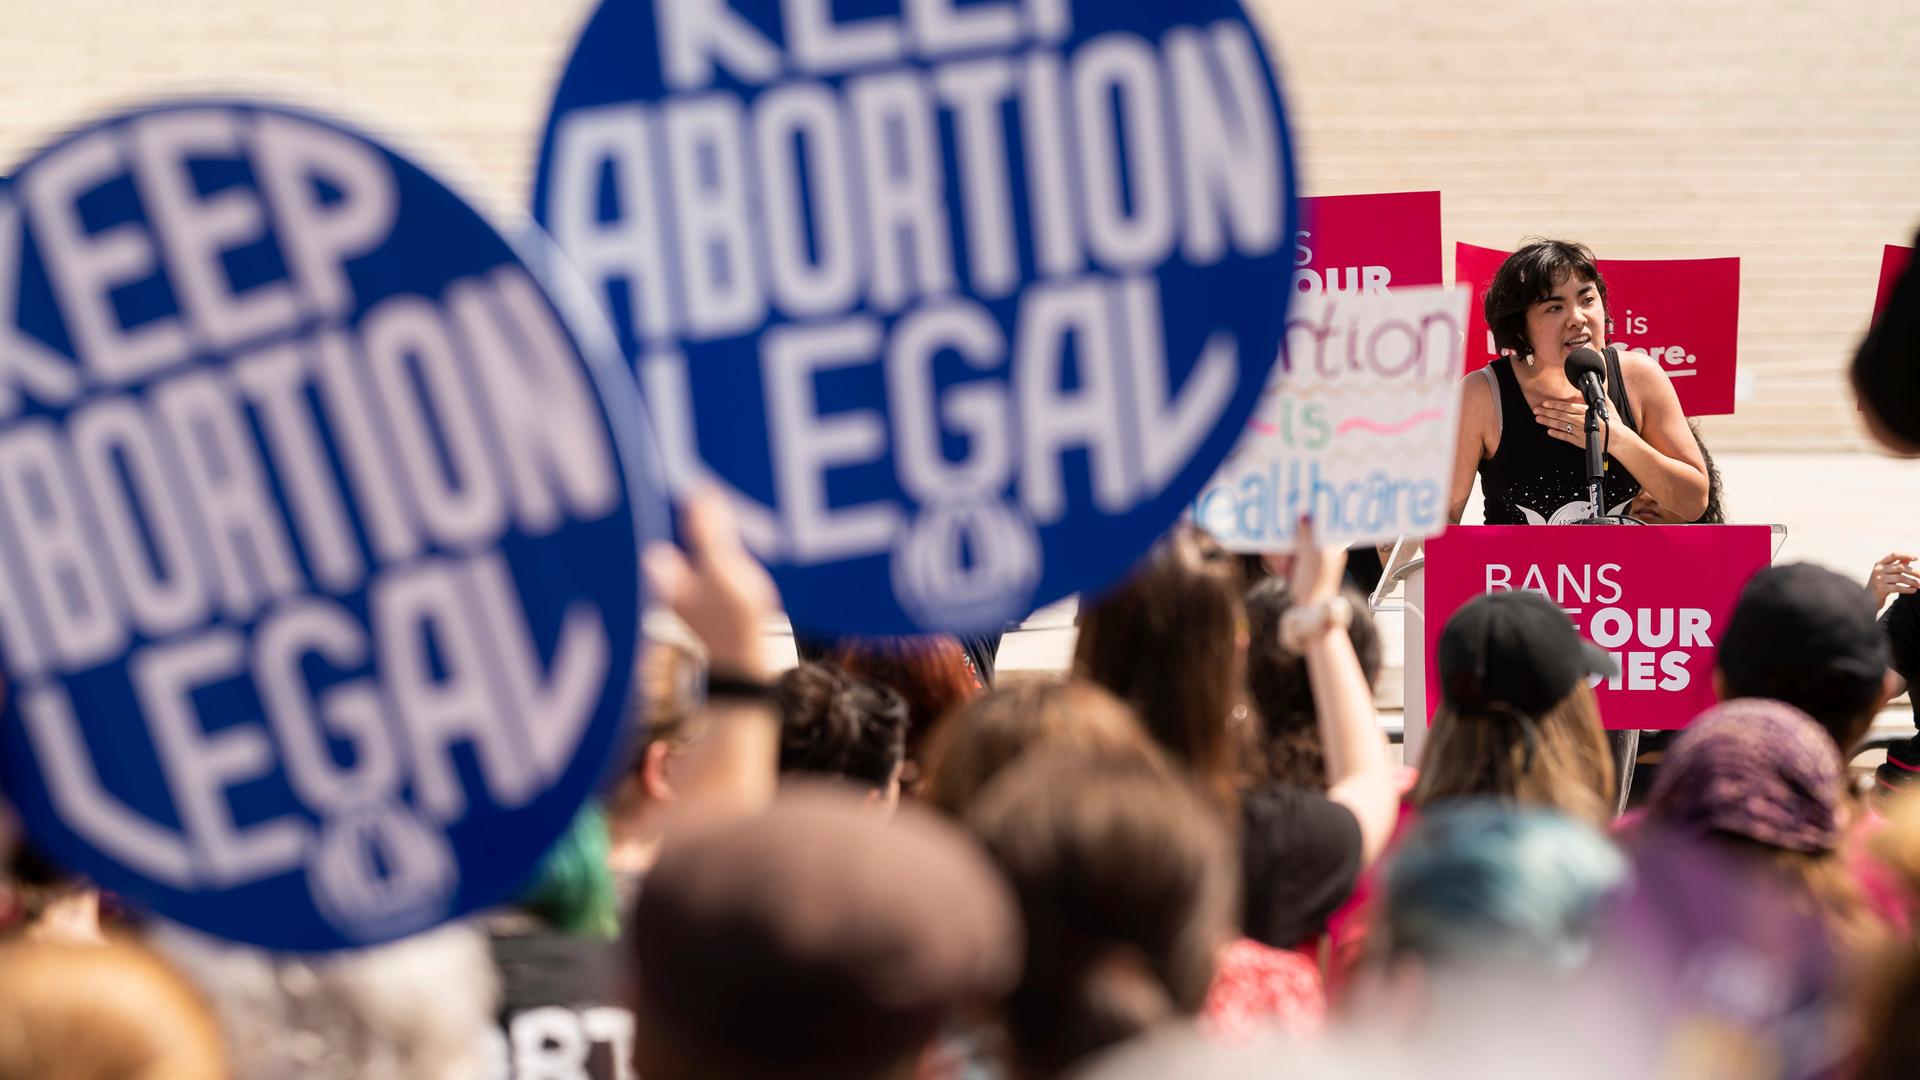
[1646,698,1847,853]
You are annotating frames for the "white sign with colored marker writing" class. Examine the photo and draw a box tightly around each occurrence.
[1195,284,1468,551]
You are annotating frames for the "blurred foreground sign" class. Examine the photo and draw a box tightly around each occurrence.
[534,0,1299,634]
[0,101,660,951]
[1196,285,1468,551]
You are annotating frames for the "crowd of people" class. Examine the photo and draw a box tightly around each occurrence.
[1,241,1919,1080]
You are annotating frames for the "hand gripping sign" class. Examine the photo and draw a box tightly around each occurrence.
[534,0,1299,635]
[0,101,662,951]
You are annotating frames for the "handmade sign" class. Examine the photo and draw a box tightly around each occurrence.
[1456,243,1740,417]
[534,0,1299,635]
[1423,525,1773,730]
[1195,284,1467,550]
[1292,190,1442,295]
[0,101,661,951]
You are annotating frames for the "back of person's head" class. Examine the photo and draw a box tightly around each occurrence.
[1243,578,1381,788]
[919,677,1159,818]
[610,620,707,824]
[966,753,1234,1078]
[776,662,909,799]
[1073,525,1247,807]
[3,842,100,942]
[830,635,983,767]
[152,921,498,1080]
[1418,591,1617,823]
[1376,803,1628,974]
[1483,239,1609,358]
[630,786,1019,1080]
[1645,698,1879,954]
[1716,562,1889,752]
[1851,229,1920,456]
[0,936,228,1079]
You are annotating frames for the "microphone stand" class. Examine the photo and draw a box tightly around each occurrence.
[1572,398,1641,526]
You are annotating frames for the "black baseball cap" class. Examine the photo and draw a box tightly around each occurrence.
[1717,563,1887,707]
[1440,591,1619,716]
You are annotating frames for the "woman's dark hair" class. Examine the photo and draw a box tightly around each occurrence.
[1690,420,1725,524]
[1073,525,1249,810]
[829,636,982,770]
[3,844,86,930]
[776,662,909,792]
[1484,239,1610,358]
[1243,579,1381,789]
[967,752,1233,1078]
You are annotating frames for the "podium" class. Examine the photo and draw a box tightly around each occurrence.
[1395,524,1774,749]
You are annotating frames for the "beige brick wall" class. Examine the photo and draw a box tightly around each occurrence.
[0,0,1913,450]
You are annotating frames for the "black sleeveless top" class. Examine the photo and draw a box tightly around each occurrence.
[1478,348,1642,525]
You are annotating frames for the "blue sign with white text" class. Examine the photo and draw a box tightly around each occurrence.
[0,101,661,951]
[534,0,1298,634]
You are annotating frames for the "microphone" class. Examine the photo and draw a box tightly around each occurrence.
[1564,347,1610,423]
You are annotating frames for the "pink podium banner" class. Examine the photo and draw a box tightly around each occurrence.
[1875,244,1911,323]
[1293,192,1442,295]
[1455,243,1740,417]
[1423,525,1774,730]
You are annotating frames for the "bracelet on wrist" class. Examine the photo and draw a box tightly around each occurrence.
[1279,595,1354,652]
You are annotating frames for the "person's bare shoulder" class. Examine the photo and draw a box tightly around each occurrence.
[1458,367,1497,433]
[1614,346,1673,386]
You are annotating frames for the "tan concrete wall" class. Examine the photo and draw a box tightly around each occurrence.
[1249,0,1920,451]
[0,0,1913,450]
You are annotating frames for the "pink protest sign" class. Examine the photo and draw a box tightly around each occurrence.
[1423,525,1773,730]
[1875,245,1911,323]
[1293,191,1442,295]
[1456,243,1740,416]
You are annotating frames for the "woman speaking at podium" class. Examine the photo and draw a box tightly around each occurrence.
[1441,239,1710,810]
[1449,240,1709,526]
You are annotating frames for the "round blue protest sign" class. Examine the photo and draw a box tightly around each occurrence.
[0,100,662,951]
[534,0,1298,635]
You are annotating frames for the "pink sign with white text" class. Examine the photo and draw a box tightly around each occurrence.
[1456,243,1740,416]
[1294,192,1442,295]
[1875,245,1911,323]
[1423,525,1773,730]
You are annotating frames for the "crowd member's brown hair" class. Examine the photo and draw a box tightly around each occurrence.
[1243,579,1381,789]
[632,789,1018,1080]
[967,753,1235,1078]
[1415,681,1616,826]
[775,662,908,792]
[609,637,705,825]
[919,678,1160,818]
[831,635,983,768]
[1073,526,1249,809]
[0,936,228,1079]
